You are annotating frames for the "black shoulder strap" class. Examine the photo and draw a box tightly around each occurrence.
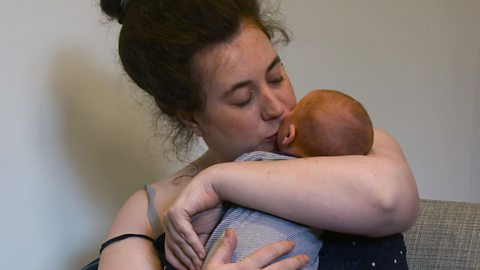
[99,233,154,254]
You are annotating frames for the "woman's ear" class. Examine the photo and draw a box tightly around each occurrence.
[280,124,296,147]
[177,110,203,137]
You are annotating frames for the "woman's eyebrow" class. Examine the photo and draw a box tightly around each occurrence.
[267,55,281,73]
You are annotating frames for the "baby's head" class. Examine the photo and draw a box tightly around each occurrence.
[277,89,373,157]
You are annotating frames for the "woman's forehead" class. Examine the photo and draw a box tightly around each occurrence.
[194,24,277,94]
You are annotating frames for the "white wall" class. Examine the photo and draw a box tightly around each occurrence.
[279,0,480,203]
[1,1,186,269]
[0,0,478,269]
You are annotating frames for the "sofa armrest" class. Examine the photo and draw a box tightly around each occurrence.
[404,199,480,269]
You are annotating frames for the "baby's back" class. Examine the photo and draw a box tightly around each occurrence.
[202,151,322,270]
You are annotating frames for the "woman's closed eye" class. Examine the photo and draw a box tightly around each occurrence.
[231,89,254,107]
[267,62,287,86]
[231,76,285,107]
[268,75,285,86]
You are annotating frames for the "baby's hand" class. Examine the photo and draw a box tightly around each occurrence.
[192,204,225,245]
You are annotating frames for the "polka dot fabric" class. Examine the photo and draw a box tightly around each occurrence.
[317,232,408,269]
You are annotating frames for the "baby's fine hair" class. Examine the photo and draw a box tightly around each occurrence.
[294,90,374,156]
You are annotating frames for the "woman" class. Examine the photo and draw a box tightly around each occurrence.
[98,0,420,269]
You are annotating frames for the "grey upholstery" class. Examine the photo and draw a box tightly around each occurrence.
[404,199,480,269]
[82,199,480,270]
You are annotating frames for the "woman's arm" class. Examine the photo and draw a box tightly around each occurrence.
[99,155,213,270]
[164,129,420,261]
[98,163,310,270]
[98,190,162,270]
[211,128,420,236]
[98,189,309,270]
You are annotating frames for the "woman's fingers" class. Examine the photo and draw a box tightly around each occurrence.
[247,242,309,270]
[165,227,203,269]
[205,229,309,270]
[180,223,207,261]
[263,254,310,270]
[165,242,188,270]
[162,178,224,269]
[165,234,197,270]
[238,240,297,269]
[163,219,191,269]
[166,207,206,260]
[207,228,238,266]
[164,209,204,269]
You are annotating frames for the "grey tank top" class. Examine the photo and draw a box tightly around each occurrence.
[145,183,163,238]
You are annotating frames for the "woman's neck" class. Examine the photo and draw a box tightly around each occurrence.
[194,149,219,170]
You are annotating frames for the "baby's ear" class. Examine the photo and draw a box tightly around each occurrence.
[281,124,296,147]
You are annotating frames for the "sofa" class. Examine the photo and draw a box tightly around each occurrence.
[404,199,480,269]
[82,199,480,270]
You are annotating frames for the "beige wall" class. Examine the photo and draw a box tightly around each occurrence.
[279,0,480,203]
[0,0,478,269]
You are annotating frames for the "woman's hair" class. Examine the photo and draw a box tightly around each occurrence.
[100,0,290,157]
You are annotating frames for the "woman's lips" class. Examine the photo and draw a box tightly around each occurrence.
[266,133,277,142]
[255,133,278,152]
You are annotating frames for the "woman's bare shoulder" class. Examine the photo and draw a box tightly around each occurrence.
[99,166,196,270]
[105,153,212,239]
[148,164,199,215]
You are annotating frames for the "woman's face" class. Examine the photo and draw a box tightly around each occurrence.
[188,23,297,162]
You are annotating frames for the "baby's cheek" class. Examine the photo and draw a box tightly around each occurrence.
[276,126,287,149]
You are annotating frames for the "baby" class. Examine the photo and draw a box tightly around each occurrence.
[277,89,373,157]
[202,89,374,269]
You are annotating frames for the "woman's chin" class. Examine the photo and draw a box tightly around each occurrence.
[254,142,278,153]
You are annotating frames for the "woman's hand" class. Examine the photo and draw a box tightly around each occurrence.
[204,228,309,270]
[163,170,221,269]
[165,204,224,270]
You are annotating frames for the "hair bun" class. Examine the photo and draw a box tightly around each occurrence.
[100,0,124,23]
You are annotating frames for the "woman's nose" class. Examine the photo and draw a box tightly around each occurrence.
[260,89,285,121]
